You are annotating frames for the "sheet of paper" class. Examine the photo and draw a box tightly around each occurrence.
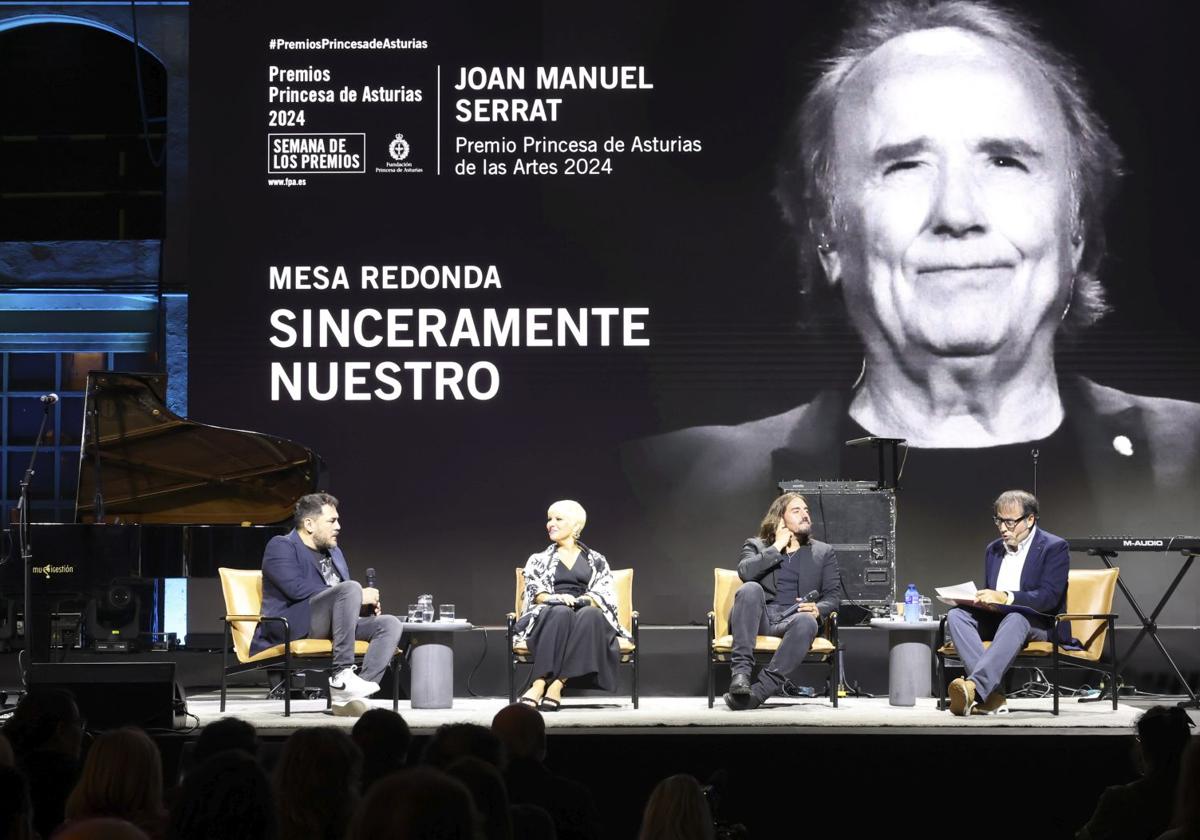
[935,581,978,606]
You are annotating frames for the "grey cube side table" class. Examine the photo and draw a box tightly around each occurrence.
[868,618,940,706]
[402,621,474,709]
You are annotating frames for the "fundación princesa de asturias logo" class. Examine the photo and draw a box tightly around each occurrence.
[377,132,423,174]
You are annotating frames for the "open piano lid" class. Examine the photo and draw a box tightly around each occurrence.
[75,371,321,525]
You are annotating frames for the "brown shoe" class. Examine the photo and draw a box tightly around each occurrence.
[948,678,976,716]
[971,690,1009,715]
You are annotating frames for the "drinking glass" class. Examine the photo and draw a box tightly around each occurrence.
[919,596,933,621]
[439,604,456,621]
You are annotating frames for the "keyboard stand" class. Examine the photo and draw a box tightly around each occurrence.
[1085,548,1198,708]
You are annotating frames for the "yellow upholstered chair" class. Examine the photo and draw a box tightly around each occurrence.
[708,568,841,707]
[935,567,1120,715]
[218,567,401,716]
[506,567,640,708]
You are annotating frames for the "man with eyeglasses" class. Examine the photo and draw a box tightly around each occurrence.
[944,489,1071,715]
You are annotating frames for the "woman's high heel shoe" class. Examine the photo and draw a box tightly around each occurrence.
[520,678,548,708]
[540,678,565,711]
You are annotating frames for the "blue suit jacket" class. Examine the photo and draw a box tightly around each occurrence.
[250,530,352,654]
[984,527,1071,644]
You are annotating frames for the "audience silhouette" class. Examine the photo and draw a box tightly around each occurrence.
[1078,706,1193,840]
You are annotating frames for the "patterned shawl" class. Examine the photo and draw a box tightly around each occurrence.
[513,543,630,646]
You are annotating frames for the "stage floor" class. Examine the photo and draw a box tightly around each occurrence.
[192,690,1139,736]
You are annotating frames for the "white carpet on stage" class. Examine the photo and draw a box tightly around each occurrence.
[186,691,1140,735]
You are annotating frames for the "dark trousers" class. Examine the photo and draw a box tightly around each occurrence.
[729,581,819,700]
[308,580,404,684]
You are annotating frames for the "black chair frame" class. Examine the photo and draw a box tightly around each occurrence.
[935,610,1119,715]
[221,614,401,717]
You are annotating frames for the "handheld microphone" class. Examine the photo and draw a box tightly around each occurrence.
[362,568,379,617]
[779,590,822,620]
[40,393,59,404]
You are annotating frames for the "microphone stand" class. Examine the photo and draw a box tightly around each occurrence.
[1031,448,1039,497]
[17,400,54,671]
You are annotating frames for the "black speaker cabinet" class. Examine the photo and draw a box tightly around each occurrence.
[778,480,896,607]
[28,661,186,730]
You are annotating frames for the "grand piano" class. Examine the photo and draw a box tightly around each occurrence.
[2,371,322,659]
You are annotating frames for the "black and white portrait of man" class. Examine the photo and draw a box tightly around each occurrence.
[623,1,1200,608]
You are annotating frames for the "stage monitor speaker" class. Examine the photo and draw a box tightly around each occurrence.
[28,661,186,730]
[778,480,896,607]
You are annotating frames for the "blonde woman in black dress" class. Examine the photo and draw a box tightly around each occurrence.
[512,500,630,710]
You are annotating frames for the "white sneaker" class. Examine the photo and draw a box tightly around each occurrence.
[329,667,379,703]
[331,699,370,718]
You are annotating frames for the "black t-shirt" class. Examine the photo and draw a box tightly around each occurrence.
[773,544,813,606]
[307,545,341,586]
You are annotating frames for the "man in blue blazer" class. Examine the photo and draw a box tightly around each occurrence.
[946,490,1070,716]
[251,492,403,704]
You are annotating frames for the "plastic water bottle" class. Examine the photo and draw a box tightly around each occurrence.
[904,584,921,623]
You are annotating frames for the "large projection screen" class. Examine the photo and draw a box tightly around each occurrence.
[190,2,1200,628]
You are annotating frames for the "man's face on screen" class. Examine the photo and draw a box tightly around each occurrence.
[824,28,1082,368]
